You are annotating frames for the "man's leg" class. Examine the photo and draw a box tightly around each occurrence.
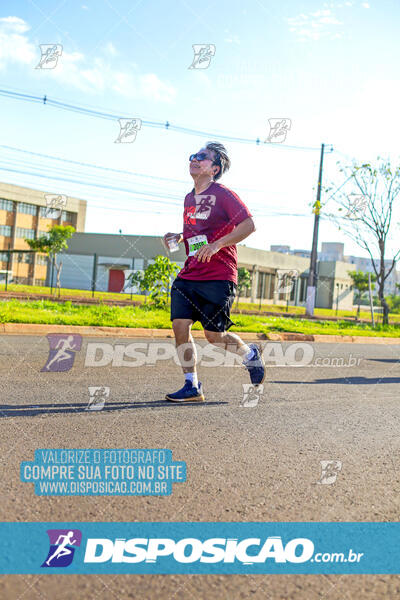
[165,319,204,402]
[204,329,266,385]
[203,329,249,358]
[172,318,197,379]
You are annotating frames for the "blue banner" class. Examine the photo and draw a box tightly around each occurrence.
[20,449,186,496]
[1,522,399,574]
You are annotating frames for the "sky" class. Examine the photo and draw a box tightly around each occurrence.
[0,0,399,259]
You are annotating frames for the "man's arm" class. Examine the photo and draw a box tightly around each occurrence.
[195,217,256,262]
[215,217,255,249]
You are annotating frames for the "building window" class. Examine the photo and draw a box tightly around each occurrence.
[0,198,13,212]
[18,202,37,215]
[257,272,264,299]
[16,227,35,239]
[290,281,296,301]
[40,206,66,218]
[16,252,33,264]
[39,230,50,238]
[257,272,274,300]
[0,251,10,262]
[34,278,46,286]
[36,254,48,265]
[0,224,12,237]
[299,277,307,302]
[61,210,75,222]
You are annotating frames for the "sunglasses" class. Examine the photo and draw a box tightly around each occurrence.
[189,152,213,162]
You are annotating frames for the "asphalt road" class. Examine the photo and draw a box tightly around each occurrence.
[1,334,400,600]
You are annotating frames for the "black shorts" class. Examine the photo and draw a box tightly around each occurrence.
[170,277,237,332]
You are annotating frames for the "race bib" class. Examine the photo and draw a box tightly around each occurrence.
[187,234,208,256]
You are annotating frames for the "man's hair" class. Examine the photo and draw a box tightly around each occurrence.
[205,141,230,181]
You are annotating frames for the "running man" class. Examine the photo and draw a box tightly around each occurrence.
[45,335,77,371]
[46,531,77,566]
[164,141,265,402]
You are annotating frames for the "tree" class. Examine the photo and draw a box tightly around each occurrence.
[236,267,251,308]
[348,270,376,318]
[25,225,75,296]
[326,159,400,325]
[387,293,400,313]
[144,256,179,308]
[124,270,151,302]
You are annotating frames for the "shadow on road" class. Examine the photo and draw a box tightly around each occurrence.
[368,358,400,363]
[0,400,227,417]
[273,376,400,385]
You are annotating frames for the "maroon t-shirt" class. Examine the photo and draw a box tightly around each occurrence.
[177,182,252,285]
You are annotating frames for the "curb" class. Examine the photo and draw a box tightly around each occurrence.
[267,332,400,344]
[1,322,400,343]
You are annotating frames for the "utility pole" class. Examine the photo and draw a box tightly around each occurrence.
[306,143,325,317]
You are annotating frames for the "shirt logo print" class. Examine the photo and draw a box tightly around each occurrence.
[193,194,216,220]
[184,205,196,224]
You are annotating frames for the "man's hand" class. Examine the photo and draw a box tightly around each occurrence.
[194,241,221,262]
[163,232,183,247]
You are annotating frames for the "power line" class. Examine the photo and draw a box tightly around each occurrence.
[0,144,316,214]
[0,164,311,219]
[0,144,189,186]
[0,144,288,197]
[0,87,321,152]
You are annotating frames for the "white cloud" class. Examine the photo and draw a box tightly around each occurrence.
[137,73,176,102]
[224,35,240,44]
[0,16,30,33]
[104,41,117,56]
[0,17,35,69]
[361,2,370,7]
[287,8,343,41]
[0,16,176,103]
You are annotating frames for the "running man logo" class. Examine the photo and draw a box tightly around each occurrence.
[240,384,264,407]
[316,460,342,485]
[41,334,82,372]
[44,194,67,220]
[36,44,63,69]
[344,194,368,220]
[115,118,142,143]
[193,194,216,220]
[276,269,299,295]
[265,118,291,144]
[41,529,82,568]
[86,386,110,411]
[188,44,216,69]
